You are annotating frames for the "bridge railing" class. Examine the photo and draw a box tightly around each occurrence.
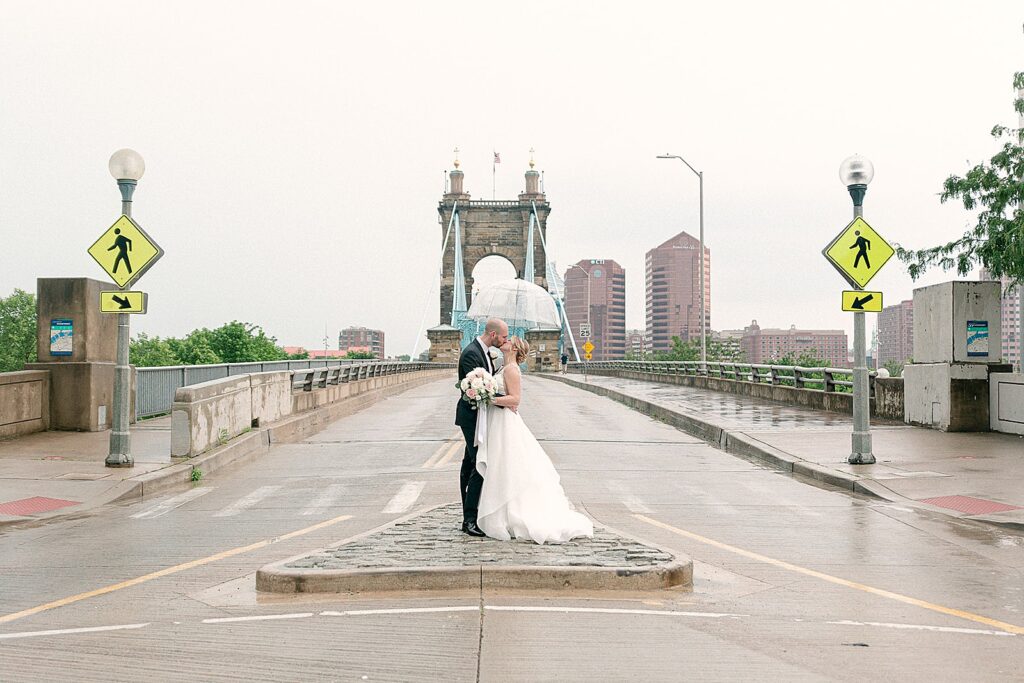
[569,360,868,395]
[289,362,442,391]
[137,359,444,418]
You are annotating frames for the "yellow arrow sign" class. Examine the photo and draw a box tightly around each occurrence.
[88,215,164,289]
[822,216,894,289]
[583,341,595,354]
[100,291,148,314]
[842,290,883,312]
[584,352,593,360]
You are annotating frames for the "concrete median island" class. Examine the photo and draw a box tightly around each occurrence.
[256,504,692,594]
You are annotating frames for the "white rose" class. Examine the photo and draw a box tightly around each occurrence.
[460,378,470,390]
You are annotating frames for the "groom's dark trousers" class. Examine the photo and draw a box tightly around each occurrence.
[456,340,489,524]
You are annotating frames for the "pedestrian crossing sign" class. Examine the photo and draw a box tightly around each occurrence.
[822,217,894,289]
[87,215,164,289]
[583,341,595,354]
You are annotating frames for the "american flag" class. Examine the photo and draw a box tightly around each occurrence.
[493,151,501,164]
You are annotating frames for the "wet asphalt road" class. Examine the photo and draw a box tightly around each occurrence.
[0,377,1021,682]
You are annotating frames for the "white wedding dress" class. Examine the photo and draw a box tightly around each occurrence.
[475,369,594,544]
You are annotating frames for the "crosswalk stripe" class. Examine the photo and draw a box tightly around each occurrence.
[213,485,282,518]
[382,482,425,514]
[301,483,345,516]
[130,488,215,519]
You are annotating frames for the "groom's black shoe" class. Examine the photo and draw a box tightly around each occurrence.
[463,521,486,537]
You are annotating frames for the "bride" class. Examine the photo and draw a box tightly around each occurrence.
[476,336,594,544]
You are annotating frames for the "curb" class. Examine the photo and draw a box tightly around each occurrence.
[255,561,693,594]
[538,373,1024,531]
[0,371,450,530]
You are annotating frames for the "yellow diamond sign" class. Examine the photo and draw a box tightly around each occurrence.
[822,217,894,289]
[88,215,164,289]
[583,341,595,354]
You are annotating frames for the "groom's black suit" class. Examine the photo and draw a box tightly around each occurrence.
[455,339,492,525]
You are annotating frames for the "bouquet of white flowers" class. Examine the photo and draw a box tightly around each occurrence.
[457,367,499,410]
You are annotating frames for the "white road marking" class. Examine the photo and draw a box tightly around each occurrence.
[0,623,149,640]
[382,482,425,514]
[484,606,746,618]
[130,488,215,519]
[213,485,282,517]
[301,483,345,516]
[607,482,653,513]
[322,606,479,617]
[203,613,314,624]
[828,619,1016,637]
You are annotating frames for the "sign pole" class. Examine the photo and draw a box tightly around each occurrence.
[106,181,136,467]
[849,198,874,464]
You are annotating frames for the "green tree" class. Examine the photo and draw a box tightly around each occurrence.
[0,289,37,372]
[208,321,286,363]
[650,335,744,363]
[287,349,310,360]
[883,359,905,378]
[345,350,377,360]
[129,333,179,367]
[775,350,827,367]
[169,333,221,365]
[897,73,1024,284]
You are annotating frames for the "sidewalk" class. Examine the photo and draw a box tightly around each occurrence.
[541,373,1024,530]
[0,417,174,526]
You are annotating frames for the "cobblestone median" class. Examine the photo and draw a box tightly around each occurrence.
[257,504,692,593]
[286,504,673,570]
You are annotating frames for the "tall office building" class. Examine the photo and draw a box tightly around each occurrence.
[564,259,626,360]
[645,231,710,353]
[740,321,849,367]
[980,269,1021,370]
[877,299,914,368]
[338,326,386,359]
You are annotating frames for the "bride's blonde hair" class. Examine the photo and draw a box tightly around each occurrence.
[510,336,530,364]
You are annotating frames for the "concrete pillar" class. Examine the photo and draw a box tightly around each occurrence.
[525,327,561,373]
[24,277,133,431]
[427,325,463,363]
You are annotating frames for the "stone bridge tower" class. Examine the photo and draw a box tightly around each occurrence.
[437,157,550,322]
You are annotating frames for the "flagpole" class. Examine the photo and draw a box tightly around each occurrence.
[492,156,496,199]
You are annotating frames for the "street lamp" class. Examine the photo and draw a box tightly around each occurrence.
[840,153,875,465]
[657,153,706,373]
[105,148,145,468]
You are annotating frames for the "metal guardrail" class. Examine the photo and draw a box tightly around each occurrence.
[289,362,451,391]
[568,360,875,395]
[136,360,453,418]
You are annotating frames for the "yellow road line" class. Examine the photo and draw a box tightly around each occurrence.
[0,513,354,626]
[422,431,463,469]
[434,441,463,469]
[634,514,1024,636]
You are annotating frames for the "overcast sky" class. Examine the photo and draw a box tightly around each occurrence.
[1,2,1021,357]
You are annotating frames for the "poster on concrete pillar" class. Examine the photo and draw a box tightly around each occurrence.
[966,320,990,357]
[49,318,73,356]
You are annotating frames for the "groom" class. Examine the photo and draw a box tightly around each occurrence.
[455,317,508,537]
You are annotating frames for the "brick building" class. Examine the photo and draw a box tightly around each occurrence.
[877,299,914,368]
[338,326,385,359]
[645,230,710,353]
[564,259,626,360]
[626,329,646,357]
[740,321,848,367]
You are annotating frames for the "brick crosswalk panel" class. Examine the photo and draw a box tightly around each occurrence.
[0,496,80,516]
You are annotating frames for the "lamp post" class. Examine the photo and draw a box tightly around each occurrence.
[840,154,875,465]
[568,263,592,379]
[105,148,145,468]
[657,153,706,373]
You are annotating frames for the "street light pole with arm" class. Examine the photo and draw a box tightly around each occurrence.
[657,154,706,373]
